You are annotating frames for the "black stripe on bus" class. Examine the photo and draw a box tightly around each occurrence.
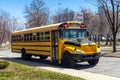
[12,45,51,47]
[27,49,51,52]
[12,41,50,42]
[12,48,51,52]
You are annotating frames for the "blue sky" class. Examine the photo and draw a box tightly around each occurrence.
[0,0,97,21]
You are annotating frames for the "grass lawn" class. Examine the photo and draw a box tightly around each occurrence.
[0,60,84,80]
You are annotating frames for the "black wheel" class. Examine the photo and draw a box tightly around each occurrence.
[62,53,75,68]
[21,49,31,60]
[88,59,99,65]
[40,55,48,59]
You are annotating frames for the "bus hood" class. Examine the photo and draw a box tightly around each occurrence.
[64,39,100,54]
[64,40,81,47]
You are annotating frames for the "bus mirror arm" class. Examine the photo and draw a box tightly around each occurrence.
[59,28,63,36]
[87,31,89,37]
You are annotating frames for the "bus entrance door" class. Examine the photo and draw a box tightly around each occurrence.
[52,30,58,62]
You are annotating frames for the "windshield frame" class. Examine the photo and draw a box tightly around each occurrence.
[59,28,88,39]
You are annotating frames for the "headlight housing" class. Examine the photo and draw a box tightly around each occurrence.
[74,48,82,54]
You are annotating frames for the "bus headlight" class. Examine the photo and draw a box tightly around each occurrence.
[74,48,82,54]
[76,51,82,54]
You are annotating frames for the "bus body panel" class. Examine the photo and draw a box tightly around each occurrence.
[11,21,100,67]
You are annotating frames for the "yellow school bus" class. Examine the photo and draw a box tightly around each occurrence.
[11,21,100,68]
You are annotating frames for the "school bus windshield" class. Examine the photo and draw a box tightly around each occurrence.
[60,29,87,39]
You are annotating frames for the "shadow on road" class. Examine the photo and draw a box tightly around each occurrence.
[1,57,95,70]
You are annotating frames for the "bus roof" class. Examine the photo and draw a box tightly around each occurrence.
[12,21,81,35]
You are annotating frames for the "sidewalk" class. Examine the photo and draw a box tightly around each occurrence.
[37,66,120,80]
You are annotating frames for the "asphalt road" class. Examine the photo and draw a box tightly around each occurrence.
[0,49,120,79]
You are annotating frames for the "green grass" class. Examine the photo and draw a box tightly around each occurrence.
[0,60,84,80]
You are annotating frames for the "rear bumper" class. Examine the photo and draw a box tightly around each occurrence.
[72,53,101,61]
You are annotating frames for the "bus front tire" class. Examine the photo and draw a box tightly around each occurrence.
[62,53,75,68]
[21,49,31,60]
[88,59,99,66]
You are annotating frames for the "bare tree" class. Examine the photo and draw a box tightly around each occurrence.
[81,9,92,25]
[24,0,49,28]
[81,10,100,42]
[97,0,120,52]
[81,9,109,44]
[91,15,100,42]
[0,11,9,47]
[53,8,74,23]
[8,17,19,32]
[97,13,111,45]
[7,17,24,44]
[98,14,113,46]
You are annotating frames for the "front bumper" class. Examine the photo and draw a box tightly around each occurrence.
[72,53,101,61]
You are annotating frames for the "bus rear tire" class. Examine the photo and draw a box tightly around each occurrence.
[40,55,48,59]
[88,59,99,66]
[62,53,75,68]
[21,49,31,60]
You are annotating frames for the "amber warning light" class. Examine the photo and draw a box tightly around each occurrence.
[80,23,87,28]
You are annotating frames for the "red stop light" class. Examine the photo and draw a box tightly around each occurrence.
[81,23,86,28]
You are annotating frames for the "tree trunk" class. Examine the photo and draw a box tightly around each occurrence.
[89,35,92,40]
[98,34,101,45]
[113,34,116,52]
[94,34,97,43]
[105,33,109,46]
[0,24,6,48]
[0,42,2,48]
[109,37,112,46]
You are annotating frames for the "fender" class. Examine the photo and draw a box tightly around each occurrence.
[63,47,83,54]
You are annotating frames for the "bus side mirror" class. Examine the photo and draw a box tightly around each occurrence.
[59,28,63,36]
[87,31,89,37]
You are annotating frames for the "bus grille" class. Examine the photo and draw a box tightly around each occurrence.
[81,45,97,53]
